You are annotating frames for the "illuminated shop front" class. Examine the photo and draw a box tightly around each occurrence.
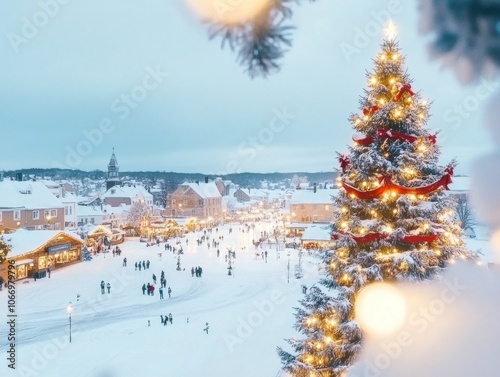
[0,229,84,282]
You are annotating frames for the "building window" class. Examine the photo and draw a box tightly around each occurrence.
[33,210,40,220]
[44,210,50,218]
[14,210,21,220]
[65,207,69,216]
[90,218,95,224]
[51,209,57,217]
[54,222,61,230]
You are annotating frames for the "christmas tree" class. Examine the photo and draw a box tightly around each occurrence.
[0,237,12,264]
[278,36,478,376]
[81,246,92,262]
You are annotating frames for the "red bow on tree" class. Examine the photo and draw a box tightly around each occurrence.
[394,84,415,102]
[339,155,349,172]
[442,166,454,190]
[363,105,380,116]
[428,134,437,144]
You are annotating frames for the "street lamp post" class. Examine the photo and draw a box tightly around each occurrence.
[46,215,52,230]
[66,302,73,343]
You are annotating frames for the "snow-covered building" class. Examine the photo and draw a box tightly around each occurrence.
[101,185,153,209]
[0,229,84,281]
[76,205,106,226]
[61,192,77,228]
[233,188,269,203]
[169,180,222,219]
[300,225,335,250]
[289,188,337,223]
[0,180,65,231]
[102,204,130,227]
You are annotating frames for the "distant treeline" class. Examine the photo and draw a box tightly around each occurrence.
[3,169,336,190]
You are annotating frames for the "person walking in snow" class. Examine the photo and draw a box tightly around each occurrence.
[142,260,146,270]
[147,283,151,296]
[163,315,168,326]
[161,315,164,324]
[142,283,146,295]
[146,260,150,269]
[100,280,105,294]
[204,322,209,334]
[159,287,164,299]
[153,273,157,284]
[168,313,173,324]
[167,287,172,298]
[123,257,127,267]
[106,282,111,294]
[135,262,138,271]
[150,285,155,296]
[191,267,195,277]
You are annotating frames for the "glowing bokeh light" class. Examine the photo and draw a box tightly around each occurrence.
[185,0,270,25]
[489,229,500,262]
[355,282,406,335]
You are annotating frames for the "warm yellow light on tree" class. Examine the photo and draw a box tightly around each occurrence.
[389,77,395,84]
[370,76,378,85]
[392,53,399,60]
[355,282,407,336]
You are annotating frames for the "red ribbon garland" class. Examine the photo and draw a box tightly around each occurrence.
[331,231,438,244]
[394,84,415,102]
[363,105,380,116]
[341,169,453,199]
[353,128,436,146]
[339,155,349,172]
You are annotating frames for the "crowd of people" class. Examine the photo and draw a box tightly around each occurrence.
[94,221,282,335]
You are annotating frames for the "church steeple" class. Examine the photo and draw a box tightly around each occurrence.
[106,148,120,190]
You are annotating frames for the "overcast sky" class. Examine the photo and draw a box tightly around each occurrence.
[0,0,495,174]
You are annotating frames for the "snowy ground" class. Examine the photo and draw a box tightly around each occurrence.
[0,221,493,377]
[0,221,320,377]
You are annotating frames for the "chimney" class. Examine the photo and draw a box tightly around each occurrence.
[313,183,317,193]
[205,176,208,184]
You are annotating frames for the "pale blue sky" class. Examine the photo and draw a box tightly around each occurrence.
[0,0,495,174]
